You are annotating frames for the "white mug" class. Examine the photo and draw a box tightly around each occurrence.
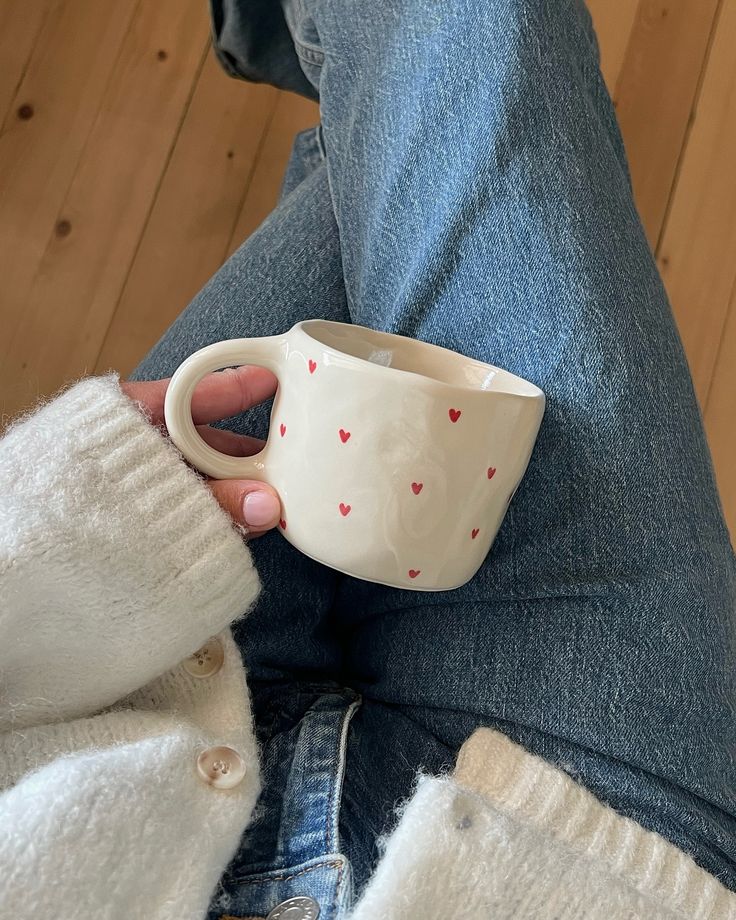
[164,320,545,591]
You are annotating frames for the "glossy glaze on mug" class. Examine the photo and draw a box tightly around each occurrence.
[164,320,545,591]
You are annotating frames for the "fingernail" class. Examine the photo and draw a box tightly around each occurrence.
[243,491,280,527]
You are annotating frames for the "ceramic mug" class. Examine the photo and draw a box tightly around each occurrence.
[164,320,545,591]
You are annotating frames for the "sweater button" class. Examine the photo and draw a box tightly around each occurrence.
[266,897,320,919]
[196,746,246,789]
[183,637,224,678]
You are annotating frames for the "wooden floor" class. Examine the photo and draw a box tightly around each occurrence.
[1,0,734,538]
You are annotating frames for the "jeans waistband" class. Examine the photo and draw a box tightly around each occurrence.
[209,685,360,920]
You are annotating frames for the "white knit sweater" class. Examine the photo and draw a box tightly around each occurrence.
[0,377,733,920]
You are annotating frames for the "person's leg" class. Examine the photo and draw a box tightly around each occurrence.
[268,0,736,892]
[133,0,735,903]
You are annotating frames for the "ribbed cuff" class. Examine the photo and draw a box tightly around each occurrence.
[0,375,261,727]
[455,729,734,919]
[67,374,261,633]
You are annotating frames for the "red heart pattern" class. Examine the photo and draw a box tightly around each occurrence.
[273,373,508,584]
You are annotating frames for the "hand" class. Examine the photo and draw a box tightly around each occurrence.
[120,367,281,536]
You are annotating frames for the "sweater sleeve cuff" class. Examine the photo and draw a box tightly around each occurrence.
[350,729,735,919]
[79,374,261,631]
[455,728,733,918]
[0,376,260,726]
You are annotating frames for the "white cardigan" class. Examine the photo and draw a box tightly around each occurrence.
[0,376,733,920]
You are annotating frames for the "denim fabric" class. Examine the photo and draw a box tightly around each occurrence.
[133,0,736,914]
[209,0,317,99]
[208,687,358,917]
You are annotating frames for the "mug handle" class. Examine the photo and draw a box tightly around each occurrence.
[163,336,285,480]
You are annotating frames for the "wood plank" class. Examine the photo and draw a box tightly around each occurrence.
[614,0,720,247]
[95,55,279,378]
[0,0,52,123]
[657,0,736,405]
[227,91,319,255]
[0,0,138,380]
[1,0,210,418]
[585,0,640,94]
[704,287,736,540]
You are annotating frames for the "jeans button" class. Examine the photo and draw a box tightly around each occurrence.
[266,896,321,919]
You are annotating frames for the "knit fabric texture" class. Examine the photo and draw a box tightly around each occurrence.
[350,729,736,919]
[0,377,262,919]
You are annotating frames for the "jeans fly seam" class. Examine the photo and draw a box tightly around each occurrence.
[327,696,362,852]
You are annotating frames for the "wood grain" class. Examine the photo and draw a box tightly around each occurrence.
[656,0,736,405]
[613,0,721,247]
[2,0,209,417]
[95,55,279,378]
[226,92,319,255]
[0,0,138,409]
[0,0,52,124]
[585,0,640,93]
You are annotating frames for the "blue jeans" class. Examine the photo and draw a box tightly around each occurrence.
[133,0,736,914]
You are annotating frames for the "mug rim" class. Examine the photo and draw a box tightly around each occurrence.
[297,319,544,399]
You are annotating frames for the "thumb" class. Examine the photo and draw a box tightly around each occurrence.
[207,480,282,536]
